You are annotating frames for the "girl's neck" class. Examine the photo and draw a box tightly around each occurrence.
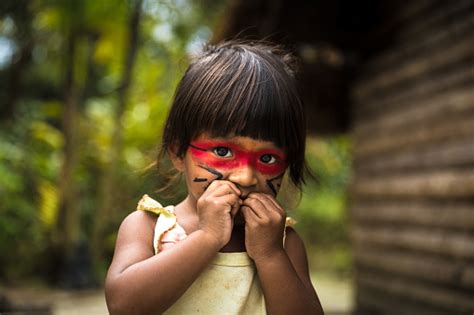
[175,196,247,253]
[220,225,246,253]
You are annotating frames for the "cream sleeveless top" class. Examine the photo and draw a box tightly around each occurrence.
[165,252,265,314]
[136,194,294,314]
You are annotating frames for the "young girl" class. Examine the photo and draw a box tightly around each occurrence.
[105,41,324,314]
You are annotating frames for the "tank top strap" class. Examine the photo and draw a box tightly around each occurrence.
[136,194,187,254]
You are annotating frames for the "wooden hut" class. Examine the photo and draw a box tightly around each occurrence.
[213,0,474,314]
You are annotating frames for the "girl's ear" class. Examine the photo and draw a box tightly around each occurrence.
[168,146,185,172]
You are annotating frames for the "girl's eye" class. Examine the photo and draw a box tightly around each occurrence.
[260,154,276,164]
[213,147,232,157]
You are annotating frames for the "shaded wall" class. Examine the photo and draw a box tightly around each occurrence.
[210,0,385,135]
[349,0,474,314]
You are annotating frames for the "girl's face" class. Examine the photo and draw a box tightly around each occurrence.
[172,134,288,202]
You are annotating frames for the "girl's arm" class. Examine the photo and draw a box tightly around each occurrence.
[257,228,324,315]
[106,180,241,314]
[241,193,324,315]
[105,210,221,314]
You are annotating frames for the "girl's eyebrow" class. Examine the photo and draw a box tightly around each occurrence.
[189,144,207,151]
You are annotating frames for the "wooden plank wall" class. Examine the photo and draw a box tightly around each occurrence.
[349,0,474,314]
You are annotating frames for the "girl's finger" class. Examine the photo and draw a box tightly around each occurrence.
[255,193,285,216]
[223,180,241,196]
[240,205,259,225]
[205,180,241,198]
[242,197,267,220]
[214,194,242,211]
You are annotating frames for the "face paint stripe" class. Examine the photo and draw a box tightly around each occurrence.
[267,180,277,196]
[266,172,285,196]
[191,141,286,160]
[198,165,224,180]
[195,165,224,192]
[193,178,208,182]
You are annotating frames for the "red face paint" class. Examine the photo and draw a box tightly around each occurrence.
[189,140,287,175]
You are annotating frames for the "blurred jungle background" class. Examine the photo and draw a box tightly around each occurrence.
[0,0,352,313]
[3,0,472,314]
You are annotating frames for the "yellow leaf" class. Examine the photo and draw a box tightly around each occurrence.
[38,180,59,229]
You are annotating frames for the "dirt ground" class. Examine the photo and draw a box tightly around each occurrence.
[1,288,107,315]
[314,272,354,314]
[2,273,353,314]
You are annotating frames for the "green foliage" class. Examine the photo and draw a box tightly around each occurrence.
[0,0,227,283]
[293,136,352,274]
[0,108,57,281]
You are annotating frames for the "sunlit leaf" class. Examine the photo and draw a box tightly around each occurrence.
[38,179,59,228]
[30,120,64,149]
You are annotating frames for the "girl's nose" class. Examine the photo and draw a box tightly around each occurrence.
[228,164,258,189]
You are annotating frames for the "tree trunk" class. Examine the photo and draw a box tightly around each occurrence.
[52,29,101,288]
[54,29,81,280]
[91,0,143,272]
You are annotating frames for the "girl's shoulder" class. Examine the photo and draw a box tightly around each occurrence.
[284,226,300,240]
[119,207,157,236]
[111,208,157,261]
[284,226,307,256]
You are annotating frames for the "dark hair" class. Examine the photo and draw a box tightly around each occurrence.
[160,40,309,188]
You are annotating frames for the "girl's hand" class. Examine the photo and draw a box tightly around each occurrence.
[196,180,242,249]
[240,193,286,262]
